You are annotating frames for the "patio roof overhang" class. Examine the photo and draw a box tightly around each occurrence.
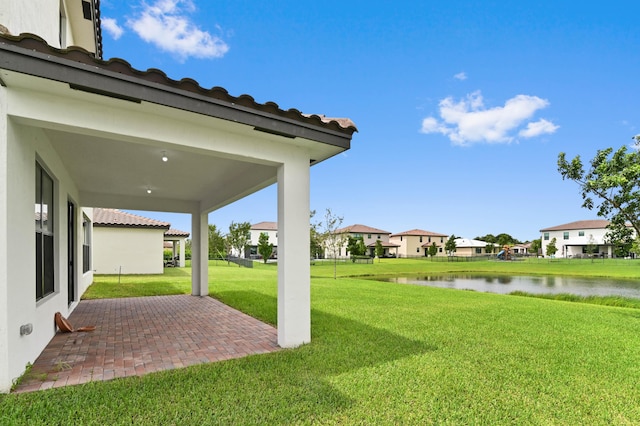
[0,34,356,213]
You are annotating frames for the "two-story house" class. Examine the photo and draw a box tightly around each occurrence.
[390,229,449,257]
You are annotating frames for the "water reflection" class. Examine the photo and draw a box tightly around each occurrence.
[374,274,640,298]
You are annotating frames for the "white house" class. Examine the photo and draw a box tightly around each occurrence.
[539,220,624,258]
[92,208,189,274]
[0,0,356,392]
[390,229,449,257]
[248,221,278,259]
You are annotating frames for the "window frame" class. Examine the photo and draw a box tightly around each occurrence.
[36,162,55,301]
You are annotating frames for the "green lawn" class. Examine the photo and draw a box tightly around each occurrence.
[3,259,640,424]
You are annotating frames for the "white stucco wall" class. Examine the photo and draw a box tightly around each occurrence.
[0,1,61,47]
[541,227,616,258]
[0,116,88,392]
[250,229,278,246]
[93,227,165,274]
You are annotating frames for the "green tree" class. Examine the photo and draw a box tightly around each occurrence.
[530,238,541,256]
[546,237,558,257]
[558,136,640,243]
[475,234,497,243]
[347,236,366,257]
[227,221,251,262]
[257,232,273,263]
[445,235,457,256]
[485,242,495,255]
[208,224,226,259]
[605,225,634,258]
[428,242,438,257]
[310,210,324,259]
[375,239,384,260]
[319,208,346,279]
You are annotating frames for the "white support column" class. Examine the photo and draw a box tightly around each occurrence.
[179,238,186,267]
[0,87,10,393]
[277,153,311,348]
[191,211,208,296]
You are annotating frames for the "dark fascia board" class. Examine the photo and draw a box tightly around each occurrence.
[0,37,355,149]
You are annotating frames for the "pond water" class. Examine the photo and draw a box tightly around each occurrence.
[373,274,640,298]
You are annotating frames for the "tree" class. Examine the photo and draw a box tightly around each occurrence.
[347,236,366,257]
[558,136,640,244]
[310,210,324,259]
[530,239,542,256]
[208,224,226,259]
[319,208,346,279]
[604,225,634,258]
[546,237,558,257]
[485,242,495,255]
[428,242,438,257]
[375,239,384,260]
[227,221,251,262]
[257,232,274,263]
[445,235,457,256]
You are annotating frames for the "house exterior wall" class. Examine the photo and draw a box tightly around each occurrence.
[0,0,96,53]
[0,117,88,392]
[93,227,165,274]
[541,227,617,258]
[391,234,447,257]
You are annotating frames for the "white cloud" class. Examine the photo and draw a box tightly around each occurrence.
[518,119,559,138]
[102,17,124,40]
[453,72,467,81]
[420,91,558,146]
[128,0,229,61]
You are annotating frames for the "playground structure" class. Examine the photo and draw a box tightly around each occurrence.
[496,245,511,261]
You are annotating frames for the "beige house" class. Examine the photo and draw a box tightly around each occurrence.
[331,224,398,258]
[0,0,356,392]
[390,229,449,257]
[452,238,490,257]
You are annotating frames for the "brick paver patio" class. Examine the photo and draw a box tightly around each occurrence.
[13,295,279,393]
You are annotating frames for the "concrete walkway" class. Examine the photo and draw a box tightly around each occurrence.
[14,295,279,393]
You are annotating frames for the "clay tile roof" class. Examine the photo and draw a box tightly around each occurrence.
[390,229,448,237]
[335,224,391,235]
[165,229,190,237]
[0,33,357,136]
[539,220,611,232]
[93,208,170,229]
[251,221,278,231]
[367,241,400,248]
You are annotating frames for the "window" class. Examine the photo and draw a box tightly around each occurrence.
[428,236,432,243]
[419,236,423,243]
[578,231,585,237]
[82,214,91,273]
[367,234,371,239]
[377,234,381,239]
[440,237,444,243]
[36,162,55,300]
[563,232,569,240]
[400,236,403,241]
[544,232,549,241]
[416,247,420,253]
[439,247,443,252]
[475,248,482,254]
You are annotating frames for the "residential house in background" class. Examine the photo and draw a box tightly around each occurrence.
[248,221,278,259]
[390,229,449,257]
[453,238,491,257]
[332,224,399,258]
[511,242,532,255]
[92,208,189,273]
[0,0,356,392]
[539,220,626,258]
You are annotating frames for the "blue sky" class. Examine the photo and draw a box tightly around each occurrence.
[99,0,639,242]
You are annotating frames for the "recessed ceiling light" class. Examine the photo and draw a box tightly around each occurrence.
[161,151,168,162]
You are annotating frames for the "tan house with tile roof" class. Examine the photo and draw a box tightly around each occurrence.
[539,220,631,258]
[331,224,398,258]
[390,229,449,258]
[0,0,356,392]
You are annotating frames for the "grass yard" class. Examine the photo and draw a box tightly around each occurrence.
[2,259,640,424]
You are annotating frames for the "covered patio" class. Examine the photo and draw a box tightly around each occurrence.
[13,295,279,393]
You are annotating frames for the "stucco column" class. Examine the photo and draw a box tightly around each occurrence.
[179,238,186,267]
[277,153,311,348]
[0,87,9,392]
[191,211,208,296]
